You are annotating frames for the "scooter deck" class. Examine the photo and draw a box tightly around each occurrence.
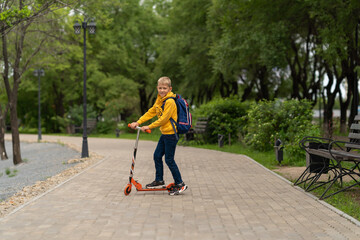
[137,187,168,192]
[133,179,174,191]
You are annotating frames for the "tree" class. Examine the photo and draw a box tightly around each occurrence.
[87,0,162,114]
[0,0,78,36]
[306,0,360,129]
[207,0,310,102]
[1,0,79,165]
[155,0,215,105]
[0,85,9,160]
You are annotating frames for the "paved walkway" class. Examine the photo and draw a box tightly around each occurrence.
[1,134,360,239]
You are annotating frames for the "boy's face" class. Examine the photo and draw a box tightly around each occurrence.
[157,83,172,98]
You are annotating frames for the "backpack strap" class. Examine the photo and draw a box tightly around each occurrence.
[169,118,179,141]
[161,97,179,140]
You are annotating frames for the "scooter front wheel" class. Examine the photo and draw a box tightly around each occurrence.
[124,184,132,196]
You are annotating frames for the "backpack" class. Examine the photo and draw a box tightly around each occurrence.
[162,94,192,138]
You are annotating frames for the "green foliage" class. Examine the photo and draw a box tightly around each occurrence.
[67,105,97,127]
[0,6,31,26]
[50,115,71,134]
[92,0,161,113]
[95,119,116,134]
[155,0,215,104]
[7,0,360,139]
[5,168,18,177]
[116,121,129,133]
[194,97,249,143]
[244,99,320,160]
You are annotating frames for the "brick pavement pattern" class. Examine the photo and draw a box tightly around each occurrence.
[1,135,360,239]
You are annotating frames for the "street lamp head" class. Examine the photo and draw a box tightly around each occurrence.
[88,20,96,34]
[33,69,45,76]
[73,21,82,35]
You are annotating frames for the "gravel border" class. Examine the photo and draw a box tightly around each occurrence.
[0,140,103,218]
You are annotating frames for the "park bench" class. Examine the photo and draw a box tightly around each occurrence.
[181,117,208,142]
[188,117,208,141]
[194,117,208,136]
[294,115,360,199]
[74,119,97,134]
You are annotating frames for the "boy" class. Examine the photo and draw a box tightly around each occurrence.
[130,76,188,195]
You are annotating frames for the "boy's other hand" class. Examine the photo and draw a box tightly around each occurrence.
[141,126,150,132]
[130,122,139,129]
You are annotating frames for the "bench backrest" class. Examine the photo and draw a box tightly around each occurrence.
[346,115,360,150]
[87,119,97,128]
[194,117,208,133]
[80,119,97,130]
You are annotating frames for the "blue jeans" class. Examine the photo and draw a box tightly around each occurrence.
[153,134,183,185]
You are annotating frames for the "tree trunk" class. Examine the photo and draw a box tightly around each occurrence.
[0,108,9,160]
[139,87,148,115]
[1,11,25,165]
[9,102,22,165]
[339,78,351,134]
[257,66,269,100]
[240,74,255,102]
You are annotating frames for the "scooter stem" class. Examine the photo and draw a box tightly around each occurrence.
[135,127,140,150]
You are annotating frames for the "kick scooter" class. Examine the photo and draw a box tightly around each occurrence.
[124,124,175,196]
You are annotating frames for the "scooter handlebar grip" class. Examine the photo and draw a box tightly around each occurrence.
[128,123,151,133]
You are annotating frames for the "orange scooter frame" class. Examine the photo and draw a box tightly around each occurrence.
[124,124,175,196]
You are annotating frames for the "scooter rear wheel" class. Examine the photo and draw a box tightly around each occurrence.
[124,184,132,196]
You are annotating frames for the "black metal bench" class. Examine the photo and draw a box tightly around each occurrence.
[194,117,208,135]
[182,117,208,142]
[294,115,360,199]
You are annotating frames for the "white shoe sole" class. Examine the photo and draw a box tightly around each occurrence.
[179,185,188,193]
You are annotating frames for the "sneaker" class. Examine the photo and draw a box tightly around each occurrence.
[169,182,188,196]
[145,180,165,189]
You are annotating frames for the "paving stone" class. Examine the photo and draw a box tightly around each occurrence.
[0,135,360,239]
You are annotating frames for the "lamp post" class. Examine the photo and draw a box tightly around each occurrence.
[33,69,45,141]
[355,22,359,116]
[73,18,96,158]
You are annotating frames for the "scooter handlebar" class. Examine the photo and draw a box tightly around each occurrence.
[128,124,151,133]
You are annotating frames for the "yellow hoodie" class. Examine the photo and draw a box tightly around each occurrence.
[137,92,178,135]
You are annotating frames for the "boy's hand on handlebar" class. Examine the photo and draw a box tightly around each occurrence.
[129,122,139,129]
[141,126,150,133]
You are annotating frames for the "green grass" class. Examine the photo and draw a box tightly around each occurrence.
[5,168,18,178]
[296,180,360,220]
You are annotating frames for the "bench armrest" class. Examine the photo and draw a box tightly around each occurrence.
[299,136,333,149]
[302,138,360,162]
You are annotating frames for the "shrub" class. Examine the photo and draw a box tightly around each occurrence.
[194,97,249,143]
[95,119,117,134]
[67,104,97,127]
[244,99,320,161]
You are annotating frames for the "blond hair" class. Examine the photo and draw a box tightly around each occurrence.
[157,76,172,87]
